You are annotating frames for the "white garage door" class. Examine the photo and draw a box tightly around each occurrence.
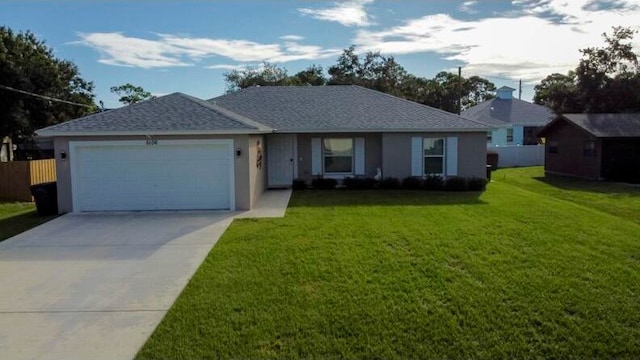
[70,140,234,212]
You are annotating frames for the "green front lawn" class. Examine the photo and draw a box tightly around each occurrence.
[137,168,640,359]
[0,202,57,242]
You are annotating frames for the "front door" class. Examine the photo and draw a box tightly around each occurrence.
[268,134,295,187]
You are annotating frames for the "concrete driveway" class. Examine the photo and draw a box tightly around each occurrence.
[0,211,236,360]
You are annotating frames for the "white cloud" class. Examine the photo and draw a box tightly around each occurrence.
[280,35,305,41]
[353,0,640,83]
[205,64,253,71]
[76,32,192,68]
[298,0,375,27]
[76,32,340,69]
[458,1,478,14]
[159,34,282,62]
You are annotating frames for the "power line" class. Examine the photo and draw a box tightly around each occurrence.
[0,84,94,108]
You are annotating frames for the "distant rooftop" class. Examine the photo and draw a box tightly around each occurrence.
[540,113,640,138]
[462,95,554,127]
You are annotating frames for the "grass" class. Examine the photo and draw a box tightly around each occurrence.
[0,202,57,242]
[137,167,640,359]
[494,166,640,225]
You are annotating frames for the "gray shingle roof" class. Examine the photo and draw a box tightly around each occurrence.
[462,98,554,127]
[37,92,266,136]
[540,113,640,138]
[210,85,489,132]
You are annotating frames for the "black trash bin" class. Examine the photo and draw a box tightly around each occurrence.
[486,165,492,181]
[30,182,58,216]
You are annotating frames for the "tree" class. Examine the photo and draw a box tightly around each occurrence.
[533,72,581,113]
[110,83,155,105]
[0,26,96,141]
[576,26,640,113]
[413,72,496,113]
[224,63,292,92]
[327,46,409,96]
[290,65,327,86]
[220,46,496,114]
[463,76,497,110]
[534,26,640,113]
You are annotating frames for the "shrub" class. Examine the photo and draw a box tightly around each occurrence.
[292,179,307,190]
[343,177,377,190]
[379,177,401,190]
[311,177,338,190]
[423,175,444,191]
[467,177,487,191]
[402,176,423,190]
[444,177,468,191]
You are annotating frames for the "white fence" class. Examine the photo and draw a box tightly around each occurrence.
[488,145,545,168]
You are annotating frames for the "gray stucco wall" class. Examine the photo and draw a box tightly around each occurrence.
[293,132,486,182]
[296,133,382,181]
[53,134,258,213]
[382,132,487,179]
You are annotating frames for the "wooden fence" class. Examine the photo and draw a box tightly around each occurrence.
[0,159,56,201]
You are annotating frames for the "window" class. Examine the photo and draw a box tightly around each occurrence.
[423,138,445,175]
[548,140,559,154]
[487,131,493,143]
[506,128,514,143]
[323,138,353,173]
[583,140,597,157]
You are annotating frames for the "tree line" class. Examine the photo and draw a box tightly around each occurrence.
[223,46,497,114]
[1,25,638,143]
[534,27,640,114]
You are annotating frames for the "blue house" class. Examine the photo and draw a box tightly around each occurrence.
[462,86,554,167]
[463,86,554,146]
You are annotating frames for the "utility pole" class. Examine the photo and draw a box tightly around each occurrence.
[458,66,462,115]
[519,79,522,99]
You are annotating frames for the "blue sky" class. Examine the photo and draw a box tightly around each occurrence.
[2,0,639,108]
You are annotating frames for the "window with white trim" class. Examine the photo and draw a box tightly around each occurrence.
[506,128,514,143]
[423,138,445,175]
[323,138,353,174]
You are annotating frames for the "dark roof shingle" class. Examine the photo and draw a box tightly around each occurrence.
[37,92,263,135]
[462,98,554,127]
[541,113,640,138]
[210,85,489,132]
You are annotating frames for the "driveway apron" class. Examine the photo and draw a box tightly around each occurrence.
[0,211,235,360]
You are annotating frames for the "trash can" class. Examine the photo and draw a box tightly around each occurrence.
[486,165,492,181]
[30,182,58,216]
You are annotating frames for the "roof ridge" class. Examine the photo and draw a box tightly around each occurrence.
[176,93,270,131]
[37,93,170,132]
[352,86,490,128]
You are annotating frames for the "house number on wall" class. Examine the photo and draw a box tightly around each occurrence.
[146,139,158,145]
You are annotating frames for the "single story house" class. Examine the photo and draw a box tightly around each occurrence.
[462,86,554,146]
[538,113,640,183]
[37,85,490,213]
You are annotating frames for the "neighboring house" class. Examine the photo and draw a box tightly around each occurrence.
[37,85,490,213]
[463,86,554,146]
[538,113,640,183]
[462,86,554,168]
